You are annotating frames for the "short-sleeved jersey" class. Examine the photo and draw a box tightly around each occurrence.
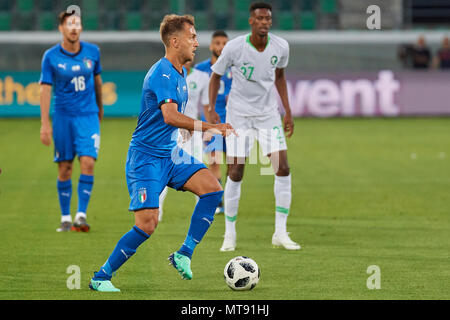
[129,57,188,158]
[211,33,289,117]
[195,59,232,122]
[184,68,209,119]
[39,41,102,116]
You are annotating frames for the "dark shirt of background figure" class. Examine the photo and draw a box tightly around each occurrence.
[411,36,431,69]
[435,37,450,69]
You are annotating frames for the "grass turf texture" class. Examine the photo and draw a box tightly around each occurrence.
[0,118,449,300]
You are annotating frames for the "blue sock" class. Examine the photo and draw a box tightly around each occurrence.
[77,174,94,213]
[178,190,223,259]
[57,179,72,216]
[94,226,149,280]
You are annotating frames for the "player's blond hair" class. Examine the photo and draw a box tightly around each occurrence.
[159,14,195,47]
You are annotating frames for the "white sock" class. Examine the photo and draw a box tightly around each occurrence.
[274,174,291,235]
[75,212,86,221]
[224,176,242,236]
[159,186,168,221]
[61,215,72,223]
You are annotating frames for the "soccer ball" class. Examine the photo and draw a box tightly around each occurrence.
[224,256,260,290]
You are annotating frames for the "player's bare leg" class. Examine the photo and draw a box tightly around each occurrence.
[268,150,300,250]
[207,150,224,213]
[56,160,73,232]
[72,156,96,232]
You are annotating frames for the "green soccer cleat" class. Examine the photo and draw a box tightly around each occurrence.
[168,252,193,280]
[89,279,121,292]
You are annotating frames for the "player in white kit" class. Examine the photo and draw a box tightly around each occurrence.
[158,60,210,221]
[207,2,300,251]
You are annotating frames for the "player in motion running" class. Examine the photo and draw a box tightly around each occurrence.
[39,11,103,233]
[207,2,301,251]
[90,14,235,292]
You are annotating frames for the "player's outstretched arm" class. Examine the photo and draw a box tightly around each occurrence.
[275,68,294,138]
[39,84,53,146]
[161,102,236,137]
[94,74,104,122]
[206,72,222,124]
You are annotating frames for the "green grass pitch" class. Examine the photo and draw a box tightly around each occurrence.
[0,118,449,300]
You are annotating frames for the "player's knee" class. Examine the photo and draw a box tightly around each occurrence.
[228,167,244,182]
[58,162,73,180]
[80,156,95,175]
[135,210,159,235]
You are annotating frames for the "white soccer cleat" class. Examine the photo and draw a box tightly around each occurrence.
[272,232,301,250]
[220,234,236,252]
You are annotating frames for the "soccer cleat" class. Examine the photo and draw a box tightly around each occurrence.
[89,279,121,292]
[168,252,193,280]
[220,233,236,252]
[272,232,301,250]
[72,216,90,232]
[56,221,72,232]
[215,206,224,215]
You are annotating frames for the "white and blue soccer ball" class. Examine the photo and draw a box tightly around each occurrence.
[224,256,260,290]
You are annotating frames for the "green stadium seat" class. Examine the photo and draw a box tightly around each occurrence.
[213,14,229,30]
[278,11,294,30]
[212,0,228,12]
[279,0,293,11]
[169,0,180,13]
[234,0,252,13]
[193,11,208,30]
[300,11,316,30]
[320,0,337,14]
[103,0,120,11]
[235,11,249,30]
[17,0,34,12]
[190,0,206,11]
[125,0,144,12]
[125,12,142,30]
[148,1,167,11]
[82,0,98,12]
[38,11,56,30]
[82,13,99,30]
[0,11,11,30]
[38,0,54,11]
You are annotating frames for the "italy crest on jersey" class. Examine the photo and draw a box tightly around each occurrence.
[138,188,147,203]
[83,58,93,69]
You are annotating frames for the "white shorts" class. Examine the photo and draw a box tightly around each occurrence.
[177,130,204,163]
[225,109,287,158]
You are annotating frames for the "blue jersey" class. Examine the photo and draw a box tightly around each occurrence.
[39,41,102,116]
[195,59,232,123]
[129,57,188,158]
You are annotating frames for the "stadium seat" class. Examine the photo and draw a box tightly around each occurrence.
[38,11,56,30]
[190,0,207,11]
[320,0,337,14]
[300,11,316,30]
[235,12,249,30]
[213,14,229,30]
[279,0,293,11]
[0,11,11,30]
[82,0,99,12]
[125,0,144,11]
[38,0,54,11]
[17,0,33,12]
[193,11,208,30]
[212,0,228,12]
[103,0,120,11]
[234,0,252,13]
[83,13,99,30]
[278,11,294,30]
[125,12,142,30]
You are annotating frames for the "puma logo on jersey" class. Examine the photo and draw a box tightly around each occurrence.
[162,74,170,79]
[58,63,66,70]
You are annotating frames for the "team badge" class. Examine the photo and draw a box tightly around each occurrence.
[189,81,197,90]
[138,188,147,203]
[270,55,278,65]
[83,58,93,69]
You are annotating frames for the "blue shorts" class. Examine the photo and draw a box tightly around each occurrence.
[125,147,207,211]
[52,113,100,162]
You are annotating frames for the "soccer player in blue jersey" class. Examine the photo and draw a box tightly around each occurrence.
[195,30,232,214]
[89,14,235,292]
[39,11,103,233]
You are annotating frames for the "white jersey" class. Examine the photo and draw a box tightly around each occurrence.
[184,68,209,119]
[211,33,289,117]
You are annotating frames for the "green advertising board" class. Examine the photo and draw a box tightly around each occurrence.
[0,71,147,117]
